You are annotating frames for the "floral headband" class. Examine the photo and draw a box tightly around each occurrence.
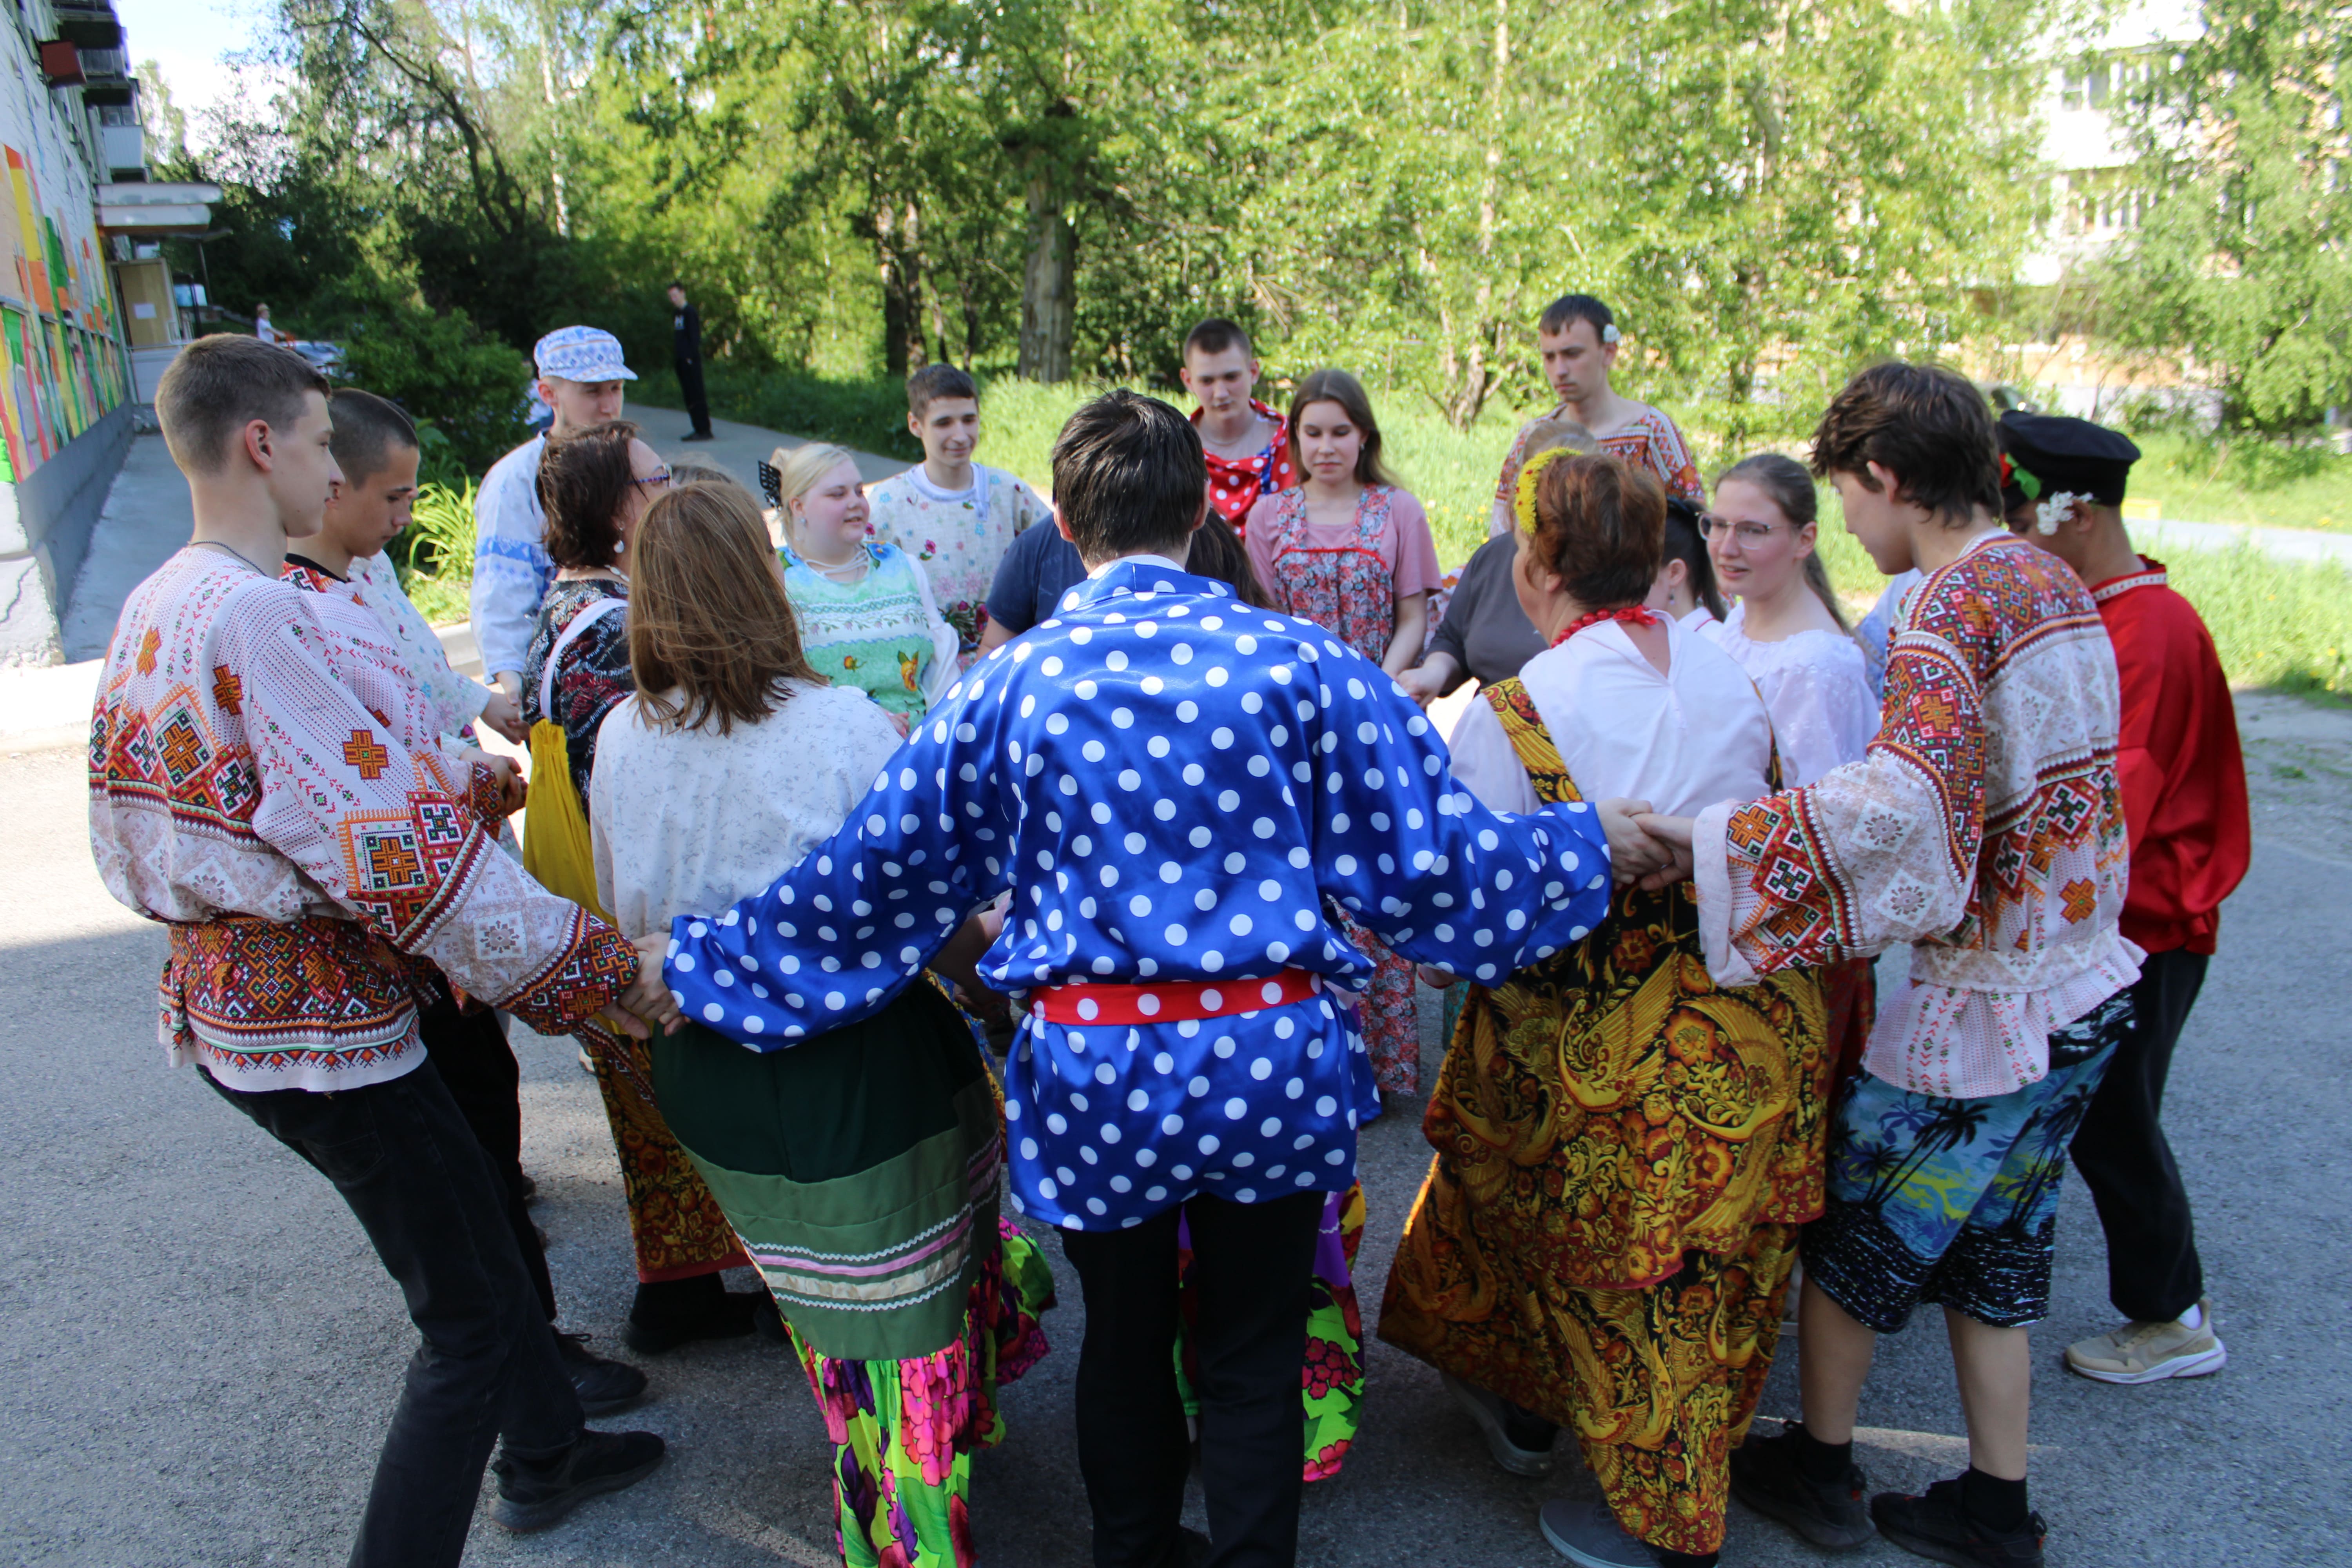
[2000,453,2082,535]
[758,458,782,508]
[1513,445,1575,535]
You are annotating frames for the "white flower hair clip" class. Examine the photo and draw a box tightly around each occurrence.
[2034,491,2086,535]
[1601,323,1621,344]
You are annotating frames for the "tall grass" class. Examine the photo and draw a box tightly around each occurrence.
[392,479,478,626]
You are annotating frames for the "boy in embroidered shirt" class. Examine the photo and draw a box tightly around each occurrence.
[862,363,1051,657]
[89,336,679,1566]
[1996,411,2249,1389]
[1486,294,1702,538]
[471,325,634,701]
[1641,364,2138,1568]
[662,389,1664,1566]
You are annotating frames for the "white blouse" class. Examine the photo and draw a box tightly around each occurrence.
[590,679,904,940]
[1705,604,1880,788]
[1448,615,1775,817]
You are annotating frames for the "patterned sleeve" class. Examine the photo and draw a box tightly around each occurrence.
[229,590,633,1033]
[469,455,550,682]
[1693,626,1986,986]
[1305,661,1615,986]
[1646,415,1705,504]
[1488,420,1536,536]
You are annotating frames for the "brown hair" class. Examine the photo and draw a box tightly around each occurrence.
[1185,509,1272,608]
[327,387,418,487]
[1718,451,1849,631]
[627,482,820,735]
[1503,417,1600,504]
[1808,361,2001,526]
[1524,454,1665,610]
[1285,368,1396,489]
[537,419,641,569]
[156,334,330,476]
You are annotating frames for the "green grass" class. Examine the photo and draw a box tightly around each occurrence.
[2123,433,2352,533]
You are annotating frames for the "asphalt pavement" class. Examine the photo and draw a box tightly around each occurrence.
[3,697,2348,1565]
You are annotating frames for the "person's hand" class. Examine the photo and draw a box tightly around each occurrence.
[887,710,912,739]
[1416,962,1462,989]
[479,686,530,744]
[494,670,523,704]
[1394,663,1446,709]
[1593,798,1670,886]
[621,933,686,1036]
[1632,813,1696,892]
[480,751,527,816]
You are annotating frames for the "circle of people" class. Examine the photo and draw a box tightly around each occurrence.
[92,292,2249,1568]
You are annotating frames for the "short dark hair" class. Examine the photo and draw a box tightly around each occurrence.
[907,362,979,418]
[327,388,418,487]
[1051,390,1204,563]
[1537,294,1614,341]
[1287,368,1395,489]
[1526,454,1665,610]
[668,280,685,292]
[156,334,330,476]
[1182,317,1252,363]
[1660,497,1726,622]
[1809,361,2000,526]
[538,419,642,570]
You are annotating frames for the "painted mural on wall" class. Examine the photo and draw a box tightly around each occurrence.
[0,38,129,484]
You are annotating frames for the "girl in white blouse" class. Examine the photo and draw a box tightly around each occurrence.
[1699,454,1879,787]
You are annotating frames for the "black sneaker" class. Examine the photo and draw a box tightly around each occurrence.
[680,429,715,442]
[490,1427,665,1531]
[1729,1423,1875,1550]
[555,1331,648,1417]
[624,1289,772,1354]
[1872,1479,2046,1568]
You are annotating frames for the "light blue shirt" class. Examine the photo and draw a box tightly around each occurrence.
[469,434,549,680]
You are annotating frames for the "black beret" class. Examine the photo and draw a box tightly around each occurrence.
[1996,412,2140,511]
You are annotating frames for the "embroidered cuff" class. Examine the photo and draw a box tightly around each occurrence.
[499,908,637,1035]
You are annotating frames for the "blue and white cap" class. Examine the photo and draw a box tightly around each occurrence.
[533,325,637,384]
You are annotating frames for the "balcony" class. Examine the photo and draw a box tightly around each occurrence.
[99,123,142,177]
[48,3,124,50]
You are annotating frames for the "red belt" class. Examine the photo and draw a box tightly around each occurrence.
[1029,969,1322,1026]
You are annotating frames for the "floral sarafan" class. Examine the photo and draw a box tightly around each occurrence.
[1699,534,2140,1100]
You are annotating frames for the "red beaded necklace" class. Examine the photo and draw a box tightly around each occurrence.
[1550,603,1660,647]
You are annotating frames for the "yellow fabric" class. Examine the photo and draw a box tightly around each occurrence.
[522,719,610,921]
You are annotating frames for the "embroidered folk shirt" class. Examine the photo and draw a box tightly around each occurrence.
[90,548,635,1092]
[1487,402,1704,535]
[863,463,1053,652]
[662,559,1617,1231]
[1692,534,2141,1099]
[468,432,550,681]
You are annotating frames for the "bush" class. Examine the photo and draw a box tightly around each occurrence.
[309,267,534,475]
[391,478,477,626]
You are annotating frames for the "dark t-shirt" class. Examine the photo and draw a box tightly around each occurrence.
[1429,532,1546,692]
[672,303,702,367]
[985,520,1090,637]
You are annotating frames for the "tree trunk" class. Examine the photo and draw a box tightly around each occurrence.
[1019,171,1075,383]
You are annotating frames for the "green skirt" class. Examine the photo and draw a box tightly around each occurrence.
[652,978,1005,1364]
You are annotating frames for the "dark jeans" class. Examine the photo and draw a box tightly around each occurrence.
[674,356,710,435]
[204,1057,584,1568]
[2069,947,2209,1322]
[417,982,556,1321]
[1060,1189,1323,1568]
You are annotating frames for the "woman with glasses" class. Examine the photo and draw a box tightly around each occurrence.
[1700,453,1882,1111]
[768,442,959,730]
[1699,454,1877,789]
[526,420,775,1352]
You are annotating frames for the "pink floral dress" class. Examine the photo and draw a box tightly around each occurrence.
[1260,486,1424,1096]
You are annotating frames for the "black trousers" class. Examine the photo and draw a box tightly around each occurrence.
[204,1058,584,1568]
[674,356,711,435]
[2069,947,2209,1322]
[1060,1189,1323,1568]
[417,982,557,1321]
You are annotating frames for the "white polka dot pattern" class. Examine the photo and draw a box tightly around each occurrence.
[664,559,1616,1230]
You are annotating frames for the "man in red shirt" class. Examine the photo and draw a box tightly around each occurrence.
[1179,318,1296,534]
[2000,412,2251,1387]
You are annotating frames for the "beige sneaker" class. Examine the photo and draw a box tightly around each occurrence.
[2065,1299,2227,1384]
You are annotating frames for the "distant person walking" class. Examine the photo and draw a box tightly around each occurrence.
[252,303,279,345]
[668,283,713,442]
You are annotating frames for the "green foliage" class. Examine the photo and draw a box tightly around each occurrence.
[2168,547,2352,696]
[307,269,535,474]
[391,479,479,627]
[2099,0,2352,433]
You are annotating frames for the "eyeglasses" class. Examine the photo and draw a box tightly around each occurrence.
[1698,513,1783,548]
[634,468,673,492]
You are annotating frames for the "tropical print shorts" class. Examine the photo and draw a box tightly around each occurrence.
[1802,988,2134,1332]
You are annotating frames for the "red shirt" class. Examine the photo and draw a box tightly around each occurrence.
[1193,399,1296,534]
[2093,559,2250,955]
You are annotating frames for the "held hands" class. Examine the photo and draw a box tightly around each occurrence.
[1394,664,1446,710]
[1595,799,1693,892]
[620,933,687,1037]
[479,686,530,745]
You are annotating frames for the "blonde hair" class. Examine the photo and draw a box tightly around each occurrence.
[628,483,821,735]
[771,443,858,514]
